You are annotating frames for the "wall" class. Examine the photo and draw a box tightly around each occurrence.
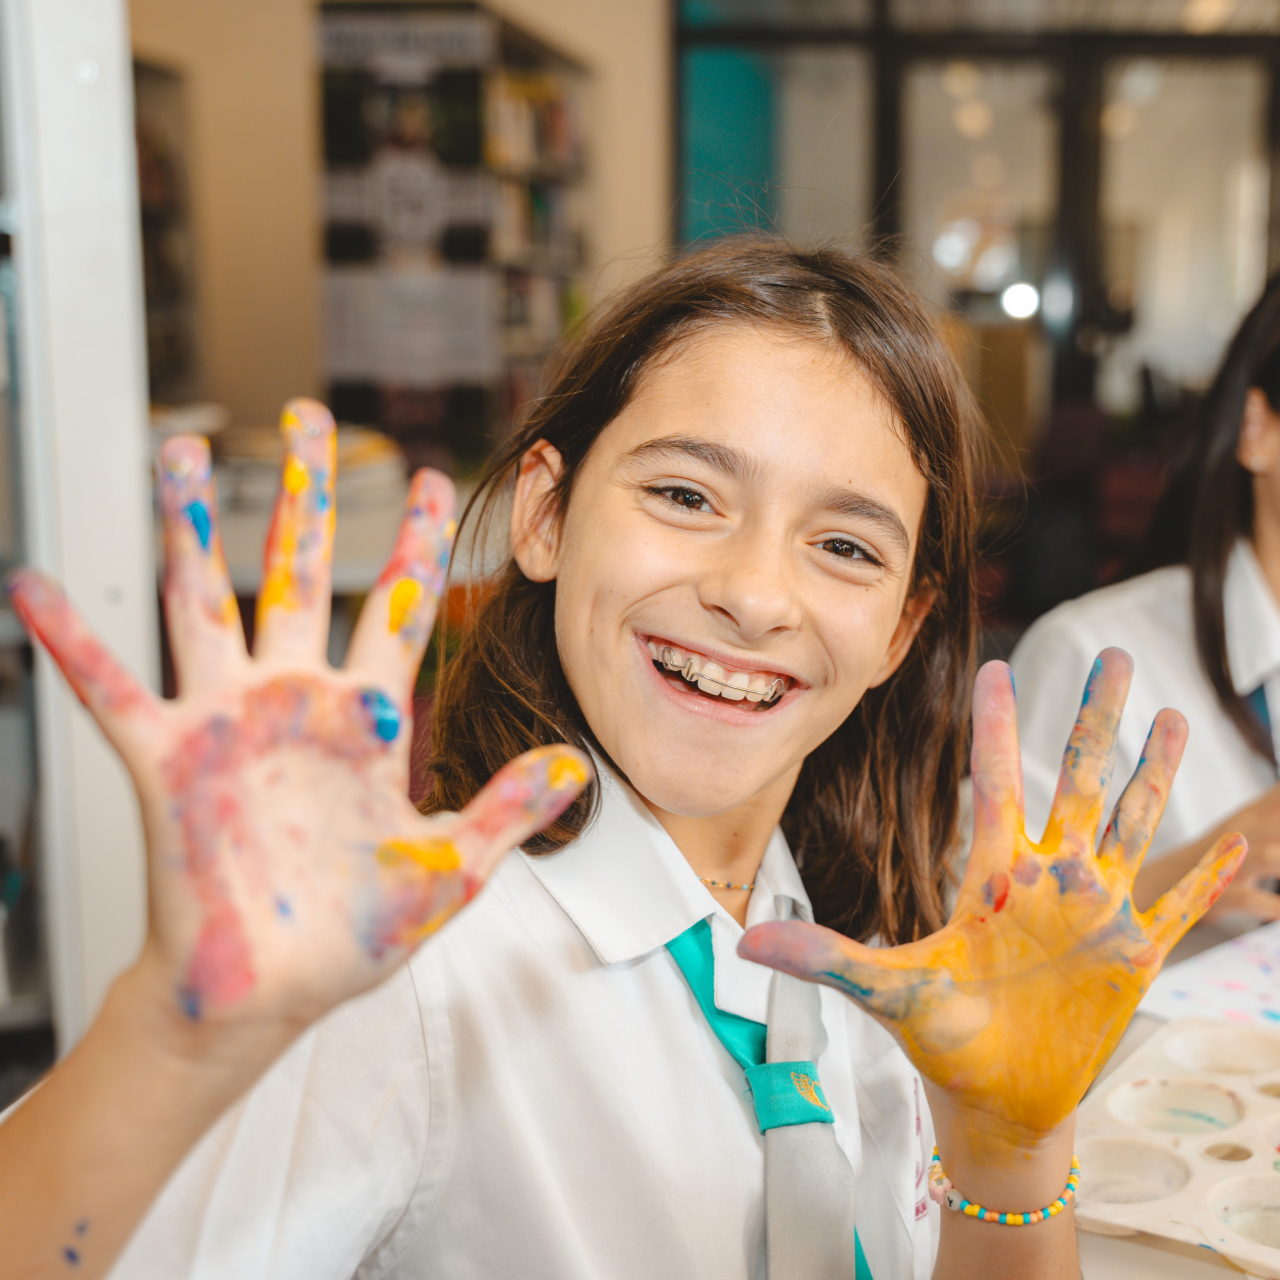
[128,0,322,425]
[128,0,671,426]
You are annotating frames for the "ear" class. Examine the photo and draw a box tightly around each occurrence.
[510,439,565,583]
[867,585,937,689]
[1237,388,1280,475]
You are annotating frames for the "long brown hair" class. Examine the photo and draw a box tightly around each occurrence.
[423,238,980,945]
[1129,272,1280,767]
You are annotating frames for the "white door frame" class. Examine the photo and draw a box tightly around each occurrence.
[0,0,157,1049]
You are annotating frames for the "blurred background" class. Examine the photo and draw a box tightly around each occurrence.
[0,0,1278,1097]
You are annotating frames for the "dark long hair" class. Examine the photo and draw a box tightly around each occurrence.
[422,238,981,945]
[1129,273,1280,766]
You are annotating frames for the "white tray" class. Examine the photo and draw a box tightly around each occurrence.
[1077,1016,1280,1277]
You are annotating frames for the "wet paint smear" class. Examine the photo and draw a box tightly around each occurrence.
[387,577,423,634]
[63,1247,80,1265]
[1048,858,1093,896]
[183,499,212,550]
[982,871,1010,913]
[360,689,401,743]
[1011,853,1041,887]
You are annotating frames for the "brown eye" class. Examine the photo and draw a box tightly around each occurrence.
[821,538,880,566]
[823,538,860,558]
[647,485,712,513]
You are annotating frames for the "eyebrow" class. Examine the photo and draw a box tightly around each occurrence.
[622,434,913,558]
[621,435,761,484]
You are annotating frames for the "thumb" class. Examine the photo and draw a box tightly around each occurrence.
[740,920,906,1015]
[435,745,592,885]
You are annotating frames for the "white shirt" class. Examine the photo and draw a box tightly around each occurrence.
[113,768,937,1280]
[1008,541,1280,859]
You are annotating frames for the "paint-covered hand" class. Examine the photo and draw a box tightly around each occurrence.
[8,400,589,1029]
[740,650,1245,1138]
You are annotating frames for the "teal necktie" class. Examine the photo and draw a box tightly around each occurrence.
[668,917,873,1280]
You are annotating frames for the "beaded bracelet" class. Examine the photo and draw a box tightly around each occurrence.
[927,1147,1080,1226]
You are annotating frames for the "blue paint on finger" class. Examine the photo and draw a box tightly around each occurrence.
[360,689,402,743]
[184,499,212,550]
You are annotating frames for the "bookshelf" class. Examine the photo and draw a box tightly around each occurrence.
[319,3,590,478]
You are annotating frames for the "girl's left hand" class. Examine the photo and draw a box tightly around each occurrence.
[739,649,1246,1143]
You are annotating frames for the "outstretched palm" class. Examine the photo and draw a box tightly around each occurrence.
[740,652,1244,1138]
[10,400,587,1028]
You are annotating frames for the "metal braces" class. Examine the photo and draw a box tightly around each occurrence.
[657,646,785,705]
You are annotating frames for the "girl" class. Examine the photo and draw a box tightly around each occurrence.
[0,240,1242,1280]
[1011,271,1280,923]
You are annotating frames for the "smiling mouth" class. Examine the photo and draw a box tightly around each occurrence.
[645,640,789,708]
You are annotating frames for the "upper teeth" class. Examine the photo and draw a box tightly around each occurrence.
[647,641,786,704]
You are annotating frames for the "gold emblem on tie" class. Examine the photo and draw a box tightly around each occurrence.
[790,1071,829,1110]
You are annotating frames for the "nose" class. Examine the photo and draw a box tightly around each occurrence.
[696,523,802,641]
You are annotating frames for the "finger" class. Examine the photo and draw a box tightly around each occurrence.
[254,399,336,663]
[158,436,247,695]
[377,743,592,889]
[1097,708,1187,878]
[369,748,591,950]
[6,569,164,756]
[1142,833,1248,955]
[969,660,1024,859]
[1041,648,1133,852]
[345,469,456,694]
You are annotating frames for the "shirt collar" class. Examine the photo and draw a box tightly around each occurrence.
[1224,539,1280,694]
[522,763,812,967]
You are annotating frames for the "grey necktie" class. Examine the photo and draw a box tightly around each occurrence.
[763,965,863,1280]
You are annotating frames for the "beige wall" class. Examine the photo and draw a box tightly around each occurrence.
[129,0,322,425]
[128,0,670,425]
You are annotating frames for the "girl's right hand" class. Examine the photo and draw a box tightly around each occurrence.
[10,399,590,1047]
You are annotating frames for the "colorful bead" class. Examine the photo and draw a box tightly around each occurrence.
[927,1148,1080,1227]
[699,877,755,892]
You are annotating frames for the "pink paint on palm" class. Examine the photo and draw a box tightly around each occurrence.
[162,674,400,1016]
[6,570,154,719]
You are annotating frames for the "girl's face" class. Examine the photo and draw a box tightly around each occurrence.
[512,324,931,818]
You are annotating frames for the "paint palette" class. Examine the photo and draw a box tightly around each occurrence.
[1077,1016,1280,1276]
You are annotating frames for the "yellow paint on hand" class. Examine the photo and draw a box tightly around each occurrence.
[548,754,589,791]
[444,518,457,540]
[388,577,423,633]
[283,456,308,495]
[377,837,462,873]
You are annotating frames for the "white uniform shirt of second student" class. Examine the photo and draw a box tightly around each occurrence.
[1008,540,1280,857]
[111,767,937,1280]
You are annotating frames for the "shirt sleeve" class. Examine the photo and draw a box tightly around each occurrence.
[1008,610,1103,845]
[109,966,431,1280]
